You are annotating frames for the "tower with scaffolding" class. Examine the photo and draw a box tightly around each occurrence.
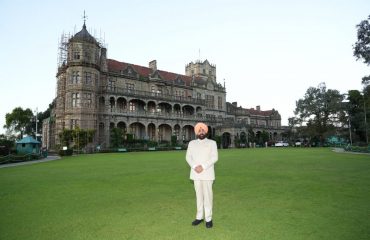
[44,20,108,152]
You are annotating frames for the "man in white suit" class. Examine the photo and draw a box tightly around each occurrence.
[186,122,218,228]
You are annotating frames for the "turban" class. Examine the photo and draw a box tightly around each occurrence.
[194,122,208,135]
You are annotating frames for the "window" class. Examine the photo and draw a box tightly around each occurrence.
[70,119,79,129]
[197,93,201,99]
[85,72,92,85]
[73,50,80,60]
[156,87,162,95]
[84,50,91,61]
[129,102,136,112]
[203,69,206,74]
[218,96,223,110]
[126,83,135,92]
[71,71,80,84]
[84,93,92,108]
[108,78,116,91]
[206,95,214,108]
[72,93,80,107]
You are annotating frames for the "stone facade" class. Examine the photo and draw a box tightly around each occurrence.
[44,23,284,150]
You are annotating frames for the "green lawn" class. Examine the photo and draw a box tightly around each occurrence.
[0,148,369,240]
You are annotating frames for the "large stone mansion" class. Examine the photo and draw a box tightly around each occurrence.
[42,21,284,150]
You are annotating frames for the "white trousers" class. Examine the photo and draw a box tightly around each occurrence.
[194,180,214,222]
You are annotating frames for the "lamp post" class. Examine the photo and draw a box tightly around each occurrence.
[342,99,352,146]
[362,94,368,144]
[35,107,38,141]
[348,114,353,146]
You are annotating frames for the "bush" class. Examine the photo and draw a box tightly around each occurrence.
[59,148,73,156]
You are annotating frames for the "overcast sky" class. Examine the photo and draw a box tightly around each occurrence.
[1,0,369,134]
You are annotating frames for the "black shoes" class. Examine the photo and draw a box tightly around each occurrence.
[191,219,203,226]
[206,220,213,228]
[192,219,213,228]
[192,219,203,226]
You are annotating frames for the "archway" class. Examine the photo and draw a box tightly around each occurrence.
[129,122,146,139]
[117,121,127,133]
[117,97,127,113]
[128,99,145,113]
[174,104,181,117]
[158,102,172,116]
[174,124,181,141]
[182,105,195,117]
[109,97,115,112]
[158,124,172,142]
[147,101,156,114]
[148,123,156,140]
[240,132,247,147]
[222,132,231,149]
[183,125,195,142]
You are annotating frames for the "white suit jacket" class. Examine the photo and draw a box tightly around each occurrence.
[186,138,218,180]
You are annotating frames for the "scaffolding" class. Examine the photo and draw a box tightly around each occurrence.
[57,32,70,69]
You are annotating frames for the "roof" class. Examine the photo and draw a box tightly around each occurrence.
[248,108,274,116]
[107,59,197,86]
[70,23,98,45]
[16,136,40,144]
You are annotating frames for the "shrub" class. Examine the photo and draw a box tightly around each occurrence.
[59,148,73,156]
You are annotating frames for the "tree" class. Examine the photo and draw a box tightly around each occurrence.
[35,100,55,139]
[110,127,124,148]
[59,128,95,151]
[294,83,344,145]
[345,89,369,144]
[353,15,370,85]
[4,107,34,139]
[73,128,95,151]
[59,129,74,148]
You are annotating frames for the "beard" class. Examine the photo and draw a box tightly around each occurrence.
[198,133,206,140]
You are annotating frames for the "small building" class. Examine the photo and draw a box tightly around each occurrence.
[16,136,41,154]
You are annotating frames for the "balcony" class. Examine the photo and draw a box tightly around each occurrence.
[100,86,206,105]
[100,108,206,121]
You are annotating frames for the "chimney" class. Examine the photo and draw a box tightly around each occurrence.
[256,105,261,111]
[149,60,157,71]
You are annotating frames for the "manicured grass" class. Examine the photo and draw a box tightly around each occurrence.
[0,148,369,240]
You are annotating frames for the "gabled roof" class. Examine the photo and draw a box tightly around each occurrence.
[107,59,194,86]
[16,136,40,144]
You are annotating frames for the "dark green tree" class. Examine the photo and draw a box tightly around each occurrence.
[110,127,124,148]
[353,15,370,85]
[4,107,34,139]
[345,89,369,144]
[294,83,344,145]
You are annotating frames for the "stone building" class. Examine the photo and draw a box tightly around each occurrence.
[43,21,284,150]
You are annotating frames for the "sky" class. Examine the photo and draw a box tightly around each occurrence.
[0,0,369,134]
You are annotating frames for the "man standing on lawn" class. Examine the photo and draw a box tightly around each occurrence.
[186,122,218,228]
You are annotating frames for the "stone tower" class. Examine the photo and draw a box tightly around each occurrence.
[185,59,216,82]
[54,21,106,147]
